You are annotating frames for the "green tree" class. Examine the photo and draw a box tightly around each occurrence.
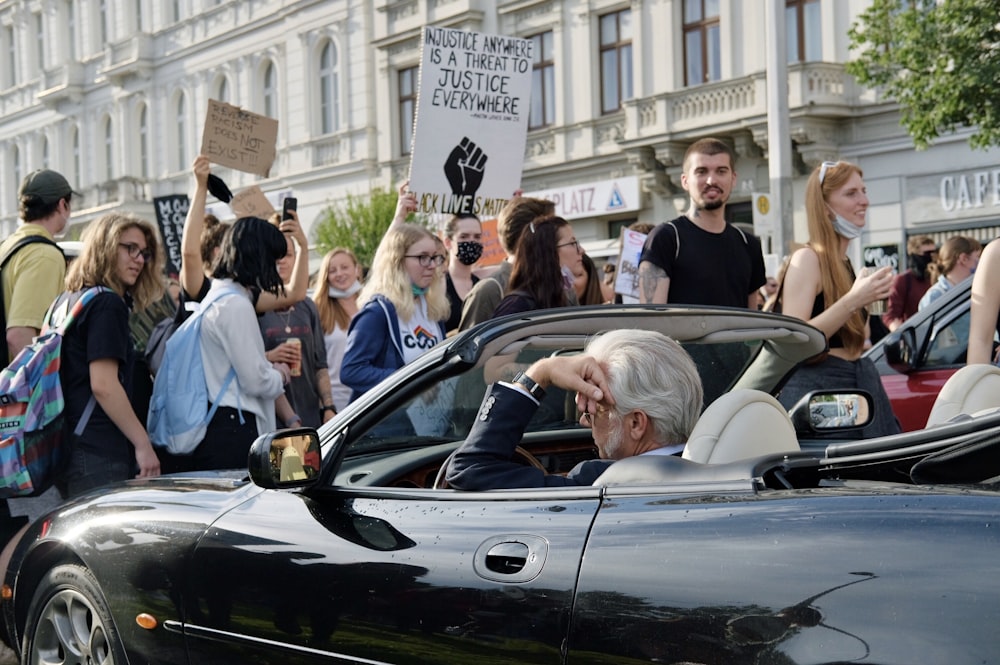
[847,0,1000,149]
[312,186,402,268]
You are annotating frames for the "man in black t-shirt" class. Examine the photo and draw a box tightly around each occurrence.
[638,138,765,308]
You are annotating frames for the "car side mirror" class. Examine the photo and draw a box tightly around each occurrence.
[248,428,322,489]
[884,327,920,374]
[789,390,874,433]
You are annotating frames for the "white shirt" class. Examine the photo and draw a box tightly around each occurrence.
[199,279,285,434]
[324,324,351,411]
[397,296,443,365]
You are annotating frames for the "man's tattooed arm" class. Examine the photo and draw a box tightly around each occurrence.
[638,261,670,304]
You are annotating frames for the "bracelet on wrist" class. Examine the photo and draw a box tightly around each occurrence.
[321,405,336,414]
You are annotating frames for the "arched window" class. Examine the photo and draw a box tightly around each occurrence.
[263,61,277,119]
[139,104,149,178]
[217,77,230,103]
[103,116,114,180]
[319,41,340,134]
[177,93,188,171]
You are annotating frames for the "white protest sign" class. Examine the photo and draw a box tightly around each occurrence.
[409,27,533,218]
[615,227,648,301]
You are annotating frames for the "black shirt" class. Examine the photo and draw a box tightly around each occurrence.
[445,271,479,332]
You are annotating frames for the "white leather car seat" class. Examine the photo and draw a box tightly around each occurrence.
[683,389,800,464]
[925,364,1000,427]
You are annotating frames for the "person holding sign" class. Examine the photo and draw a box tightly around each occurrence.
[341,224,449,402]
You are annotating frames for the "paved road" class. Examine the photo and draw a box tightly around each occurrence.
[0,642,15,664]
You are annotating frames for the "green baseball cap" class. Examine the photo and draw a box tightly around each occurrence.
[19,169,81,204]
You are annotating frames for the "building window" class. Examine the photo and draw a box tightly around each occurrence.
[172,0,181,22]
[217,77,230,103]
[398,66,418,155]
[35,13,45,74]
[139,104,149,178]
[683,0,721,85]
[12,146,21,194]
[599,9,632,114]
[529,31,555,129]
[786,0,821,62]
[176,93,188,171]
[6,26,17,88]
[67,0,78,61]
[319,41,340,134]
[42,136,50,169]
[99,0,109,45]
[104,116,114,181]
[135,0,144,32]
[72,126,80,185]
[262,61,277,119]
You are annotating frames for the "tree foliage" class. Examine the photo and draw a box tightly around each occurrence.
[311,186,400,269]
[847,0,1000,149]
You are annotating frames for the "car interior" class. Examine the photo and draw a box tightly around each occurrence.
[304,310,1000,495]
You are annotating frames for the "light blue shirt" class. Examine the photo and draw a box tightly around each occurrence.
[917,275,953,311]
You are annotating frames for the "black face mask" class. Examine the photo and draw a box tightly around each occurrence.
[456,241,483,266]
[910,250,935,279]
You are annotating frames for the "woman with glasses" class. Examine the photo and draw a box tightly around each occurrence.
[491,215,584,318]
[770,160,900,437]
[57,213,165,497]
[341,223,449,402]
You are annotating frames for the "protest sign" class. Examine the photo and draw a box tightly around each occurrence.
[230,185,276,219]
[152,194,190,279]
[409,27,533,218]
[200,100,278,177]
[615,227,648,302]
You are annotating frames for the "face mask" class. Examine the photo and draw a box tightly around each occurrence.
[560,265,575,291]
[829,208,864,240]
[456,241,483,266]
[328,281,362,299]
[411,284,428,296]
[910,251,934,279]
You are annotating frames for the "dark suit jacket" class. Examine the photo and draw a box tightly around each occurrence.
[445,383,612,489]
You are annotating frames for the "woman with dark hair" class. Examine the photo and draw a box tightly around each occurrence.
[492,215,584,317]
[573,253,606,306]
[442,213,483,333]
[192,216,294,469]
[771,160,899,437]
[58,213,166,497]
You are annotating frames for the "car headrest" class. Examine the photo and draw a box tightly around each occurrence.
[683,389,799,464]
[925,364,1000,428]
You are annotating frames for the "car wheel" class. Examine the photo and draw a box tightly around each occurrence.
[22,564,126,665]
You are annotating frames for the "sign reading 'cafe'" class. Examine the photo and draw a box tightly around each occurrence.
[906,167,1000,224]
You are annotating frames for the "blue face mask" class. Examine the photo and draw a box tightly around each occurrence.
[829,208,865,240]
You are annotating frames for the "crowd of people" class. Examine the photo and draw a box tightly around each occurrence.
[3,135,999,534]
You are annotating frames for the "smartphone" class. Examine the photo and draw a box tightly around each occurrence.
[282,197,298,221]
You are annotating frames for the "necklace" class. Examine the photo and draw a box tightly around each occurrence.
[279,305,295,334]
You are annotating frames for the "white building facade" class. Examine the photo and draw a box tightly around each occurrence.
[2,0,999,267]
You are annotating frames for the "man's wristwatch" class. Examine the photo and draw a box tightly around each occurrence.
[321,405,336,415]
[513,371,546,401]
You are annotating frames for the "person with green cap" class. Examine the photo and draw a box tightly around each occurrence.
[1,168,79,361]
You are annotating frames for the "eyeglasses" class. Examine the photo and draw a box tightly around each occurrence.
[818,161,839,185]
[405,254,447,268]
[557,240,582,253]
[119,242,152,262]
[581,405,610,426]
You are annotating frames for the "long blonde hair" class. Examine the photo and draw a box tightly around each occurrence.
[804,161,866,354]
[66,213,165,310]
[358,223,450,322]
[312,247,360,334]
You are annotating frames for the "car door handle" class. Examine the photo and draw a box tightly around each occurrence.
[485,542,529,574]
[474,535,548,583]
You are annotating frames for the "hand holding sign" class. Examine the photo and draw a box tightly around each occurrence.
[444,137,488,215]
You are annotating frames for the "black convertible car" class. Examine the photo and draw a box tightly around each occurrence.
[3,306,1000,664]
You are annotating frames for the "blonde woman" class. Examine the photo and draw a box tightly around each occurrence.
[311,248,363,411]
[773,160,899,437]
[59,213,165,497]
[341,224,449,402]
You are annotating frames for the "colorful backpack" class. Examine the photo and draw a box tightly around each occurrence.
[0,287,106,498]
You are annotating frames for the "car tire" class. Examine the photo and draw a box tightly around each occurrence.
[21,564,126,665]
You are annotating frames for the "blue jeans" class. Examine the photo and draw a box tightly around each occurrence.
[58,447,133,500]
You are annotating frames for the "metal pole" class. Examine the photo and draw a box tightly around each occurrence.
[765,0,793,259]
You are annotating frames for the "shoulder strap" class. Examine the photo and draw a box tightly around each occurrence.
[0,235,62,271]
[43,286,111,336]
[666,221,680,260]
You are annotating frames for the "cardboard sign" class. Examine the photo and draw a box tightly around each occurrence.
[615,227,648,300]
[230,185,276,219]
[152,194,190,279]
[476,218,505,267]
[200,100,278,177]
[409,27,533,218]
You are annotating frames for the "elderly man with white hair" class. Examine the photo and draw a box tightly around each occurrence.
[445,329,704,489]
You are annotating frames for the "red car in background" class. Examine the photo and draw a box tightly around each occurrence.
[864,277,976,431]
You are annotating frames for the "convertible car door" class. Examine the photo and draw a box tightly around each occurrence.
[183,485,601,665]
[569,485,1000,664]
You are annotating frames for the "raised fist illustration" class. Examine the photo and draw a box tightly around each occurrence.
[444,137,488,214]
